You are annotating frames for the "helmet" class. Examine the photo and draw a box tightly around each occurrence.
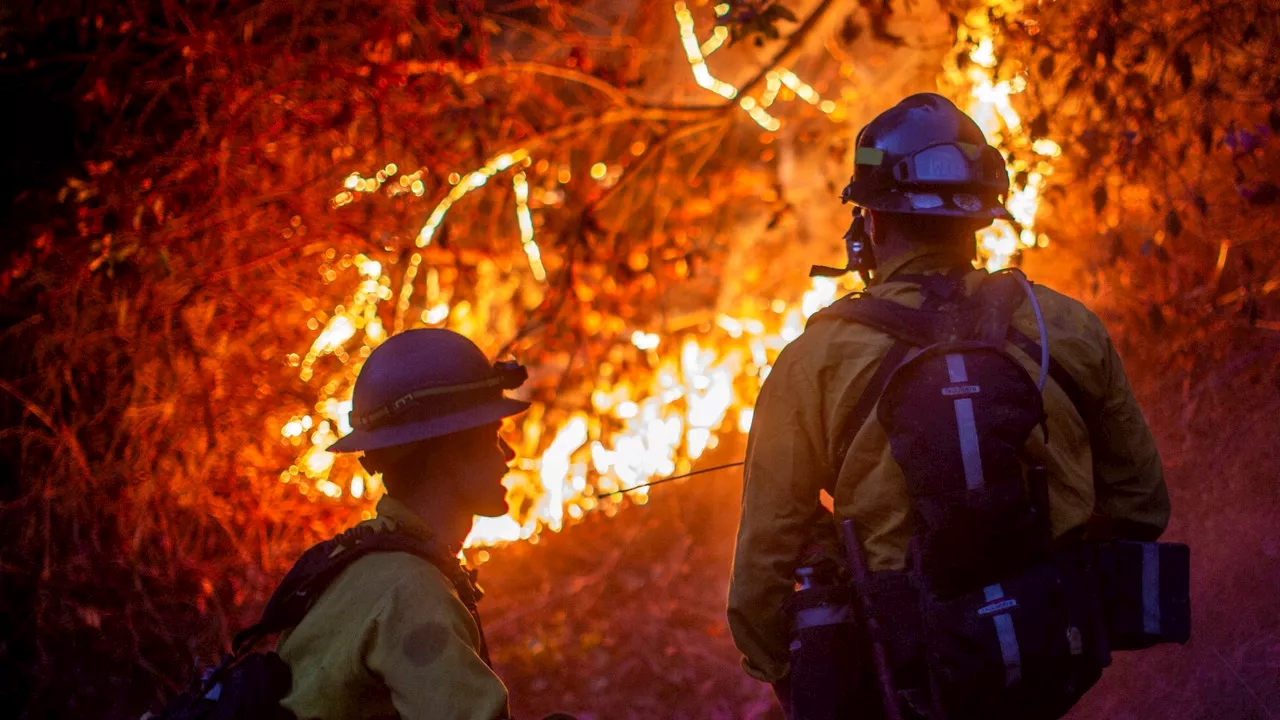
[328,328,530,453]
[841,93,1011,220]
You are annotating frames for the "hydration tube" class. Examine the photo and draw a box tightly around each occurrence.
[995,268,1049,391]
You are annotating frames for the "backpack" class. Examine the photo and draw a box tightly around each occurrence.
[150,524,487,720]
[808,269,1111,720]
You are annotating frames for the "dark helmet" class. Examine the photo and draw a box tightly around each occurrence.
[328,328,530,453]
[841,93,1011,220]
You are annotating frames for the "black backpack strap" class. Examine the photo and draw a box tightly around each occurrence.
[894,267,971,304]
[818,278,972,484]
[862,267,1094,425]
[812,295,951,348]
[822,282,1098,458]
[233,525,493,666]
[828,338,913,489]
[1004,327,1097,423]
[813,298,938,490]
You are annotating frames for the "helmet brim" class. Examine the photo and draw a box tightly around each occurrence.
[327,397,531,453]
[844,183,1012,221]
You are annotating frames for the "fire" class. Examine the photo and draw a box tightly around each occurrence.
[944,2,1060,270]
[673,1,844,131]
[277,1,1055,554]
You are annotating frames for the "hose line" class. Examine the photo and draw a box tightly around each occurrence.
[996,268,1049,391]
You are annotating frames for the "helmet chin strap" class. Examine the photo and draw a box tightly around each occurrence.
[810,197,877,286]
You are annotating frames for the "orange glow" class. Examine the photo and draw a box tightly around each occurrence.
[280,0,1057,554]
[944,0,1057,270]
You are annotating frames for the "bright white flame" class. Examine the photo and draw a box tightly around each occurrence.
[466,514,523,546]
[537,415,589,532]
[424,303,450,324]
[312,315,356,355]
[631,330,661,350]
[315,479,342,498]
[970,36,997,68]
[1032,138,1062,157]
[801,277,839,318]
[947,3,1057,271]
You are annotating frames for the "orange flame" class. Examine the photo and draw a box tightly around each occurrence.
[944,2,1059,270]
[279,0,1055,554]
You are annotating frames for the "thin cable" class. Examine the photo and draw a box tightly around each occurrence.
[997,268,1049,391]
[596,461,744,498]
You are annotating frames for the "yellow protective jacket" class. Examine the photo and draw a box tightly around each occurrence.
[727,247,1169,684]
[277,496,510,720]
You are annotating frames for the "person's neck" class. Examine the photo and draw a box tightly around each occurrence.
[873,237,973,280]
[401,491,474,550]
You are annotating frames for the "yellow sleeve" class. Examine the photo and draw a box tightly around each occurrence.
[1088,321,1170,540]
[728,345,830,684]
[366,566,511,720]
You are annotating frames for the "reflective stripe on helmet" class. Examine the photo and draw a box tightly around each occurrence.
[855,147,885,166]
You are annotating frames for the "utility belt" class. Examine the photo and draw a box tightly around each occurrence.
[786,540,1190,720]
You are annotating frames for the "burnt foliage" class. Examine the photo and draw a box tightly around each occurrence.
[983,0,1280,340]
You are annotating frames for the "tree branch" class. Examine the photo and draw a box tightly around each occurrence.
[736,0,840,100]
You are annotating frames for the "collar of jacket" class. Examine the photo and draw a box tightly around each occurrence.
[375,494,441,546]
[872,245,976,285]
[373,494,486,604]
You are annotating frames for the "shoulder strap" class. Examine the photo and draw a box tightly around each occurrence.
[233,525,493,665]
[1005,327,1097,422]
[828,339,912,489]
[819,275,974,486]
[810,295,951,348]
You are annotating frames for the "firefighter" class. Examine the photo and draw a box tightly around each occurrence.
[277,328,530,720]
[727,94,1170,717]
